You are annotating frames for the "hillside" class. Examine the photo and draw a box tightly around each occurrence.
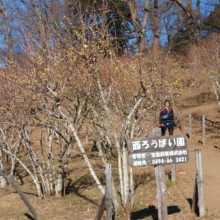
[0,84,220,220]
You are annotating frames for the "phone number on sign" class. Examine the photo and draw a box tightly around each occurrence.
[152,156,188,165]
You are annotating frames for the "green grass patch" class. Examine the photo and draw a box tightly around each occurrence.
[166,179,175,188]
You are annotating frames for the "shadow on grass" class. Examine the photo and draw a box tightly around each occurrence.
[133,172,154,192]
[198,140,203,145]
[65,175,103,207]
[66,173,105,195]
[214,146,220,150]
[130,205,181,220]
[11,191,38,197]
[24,213,35,220]
[74,191,99,207]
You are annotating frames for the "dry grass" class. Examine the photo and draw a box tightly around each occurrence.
[1,85,220,219]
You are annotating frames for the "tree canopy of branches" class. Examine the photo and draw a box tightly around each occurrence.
[0,0,219,60]
[0,0,220,214]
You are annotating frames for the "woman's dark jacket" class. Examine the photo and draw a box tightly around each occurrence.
[159,107,175,127]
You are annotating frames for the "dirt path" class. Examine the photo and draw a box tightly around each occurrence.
[171,89,220,217]
[172,115,220,218]
[181,140,220,213]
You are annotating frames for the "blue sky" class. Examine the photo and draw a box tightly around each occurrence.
[0,0,219,63]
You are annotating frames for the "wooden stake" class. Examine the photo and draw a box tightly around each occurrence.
[171,164,176,182]
[152,127,161,138]
[152,127,167,220]
[192,149,205,217]
[179,113,182,131]
[202,116,205,145]
[105,164,112,220]
[196,149,205,216]
[145,130,148,138]
[8,175,40,220]
[189,114,192,139]
[95,193,106,220]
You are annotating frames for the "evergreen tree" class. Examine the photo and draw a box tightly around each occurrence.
[202,4,220,33]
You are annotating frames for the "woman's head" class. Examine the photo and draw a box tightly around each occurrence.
[164,100,171,107]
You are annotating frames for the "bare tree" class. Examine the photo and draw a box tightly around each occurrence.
[153,0,159,50]
[0,1,13,62]
[170,0,199,41]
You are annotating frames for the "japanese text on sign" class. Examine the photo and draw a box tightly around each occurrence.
[129,135,187,153]
[129,149,189,167]
[131,150,188,160]
[132,137,184,150]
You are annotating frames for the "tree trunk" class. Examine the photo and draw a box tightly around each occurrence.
[113,129,124,204]
[122,137,129,207]
[69,123,105,194]
[92,125,107,164]
[0,1,13,62]
[212,81,220,108]
[40,133,50,195]
[127,0,146,52]
[171,0,196,42]
[195,0,201,41]
[48,130,54,193]
[64,0,72,44]
[55,165,63,196]
[0,148,7,188]
[187,0,195,41]
[29,0,47,53]
[3,149,42,197]
[141,0,150,51]
[153,0,159,50]
[10,140,20,176]
[23,133,50,197]
[129,166,134,208]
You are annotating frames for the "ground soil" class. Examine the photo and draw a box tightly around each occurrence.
[1,85,220,219]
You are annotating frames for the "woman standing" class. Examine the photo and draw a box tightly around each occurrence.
[159,100,176,136]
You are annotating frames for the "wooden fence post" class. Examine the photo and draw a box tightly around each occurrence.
[179,113,182,131]
[105,164,112,220]
[95,193,106,220]
[189,114,192,139]
[192,149,205,217]
[152,127,167,220]
[171,164,176,182]
[145,130,148,138]
[7,175,40,220]
[196,149,205,216]
[95,164,112,220]
[202,116,205,145]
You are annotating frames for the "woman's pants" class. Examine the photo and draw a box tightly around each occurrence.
[161,123,174,136]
